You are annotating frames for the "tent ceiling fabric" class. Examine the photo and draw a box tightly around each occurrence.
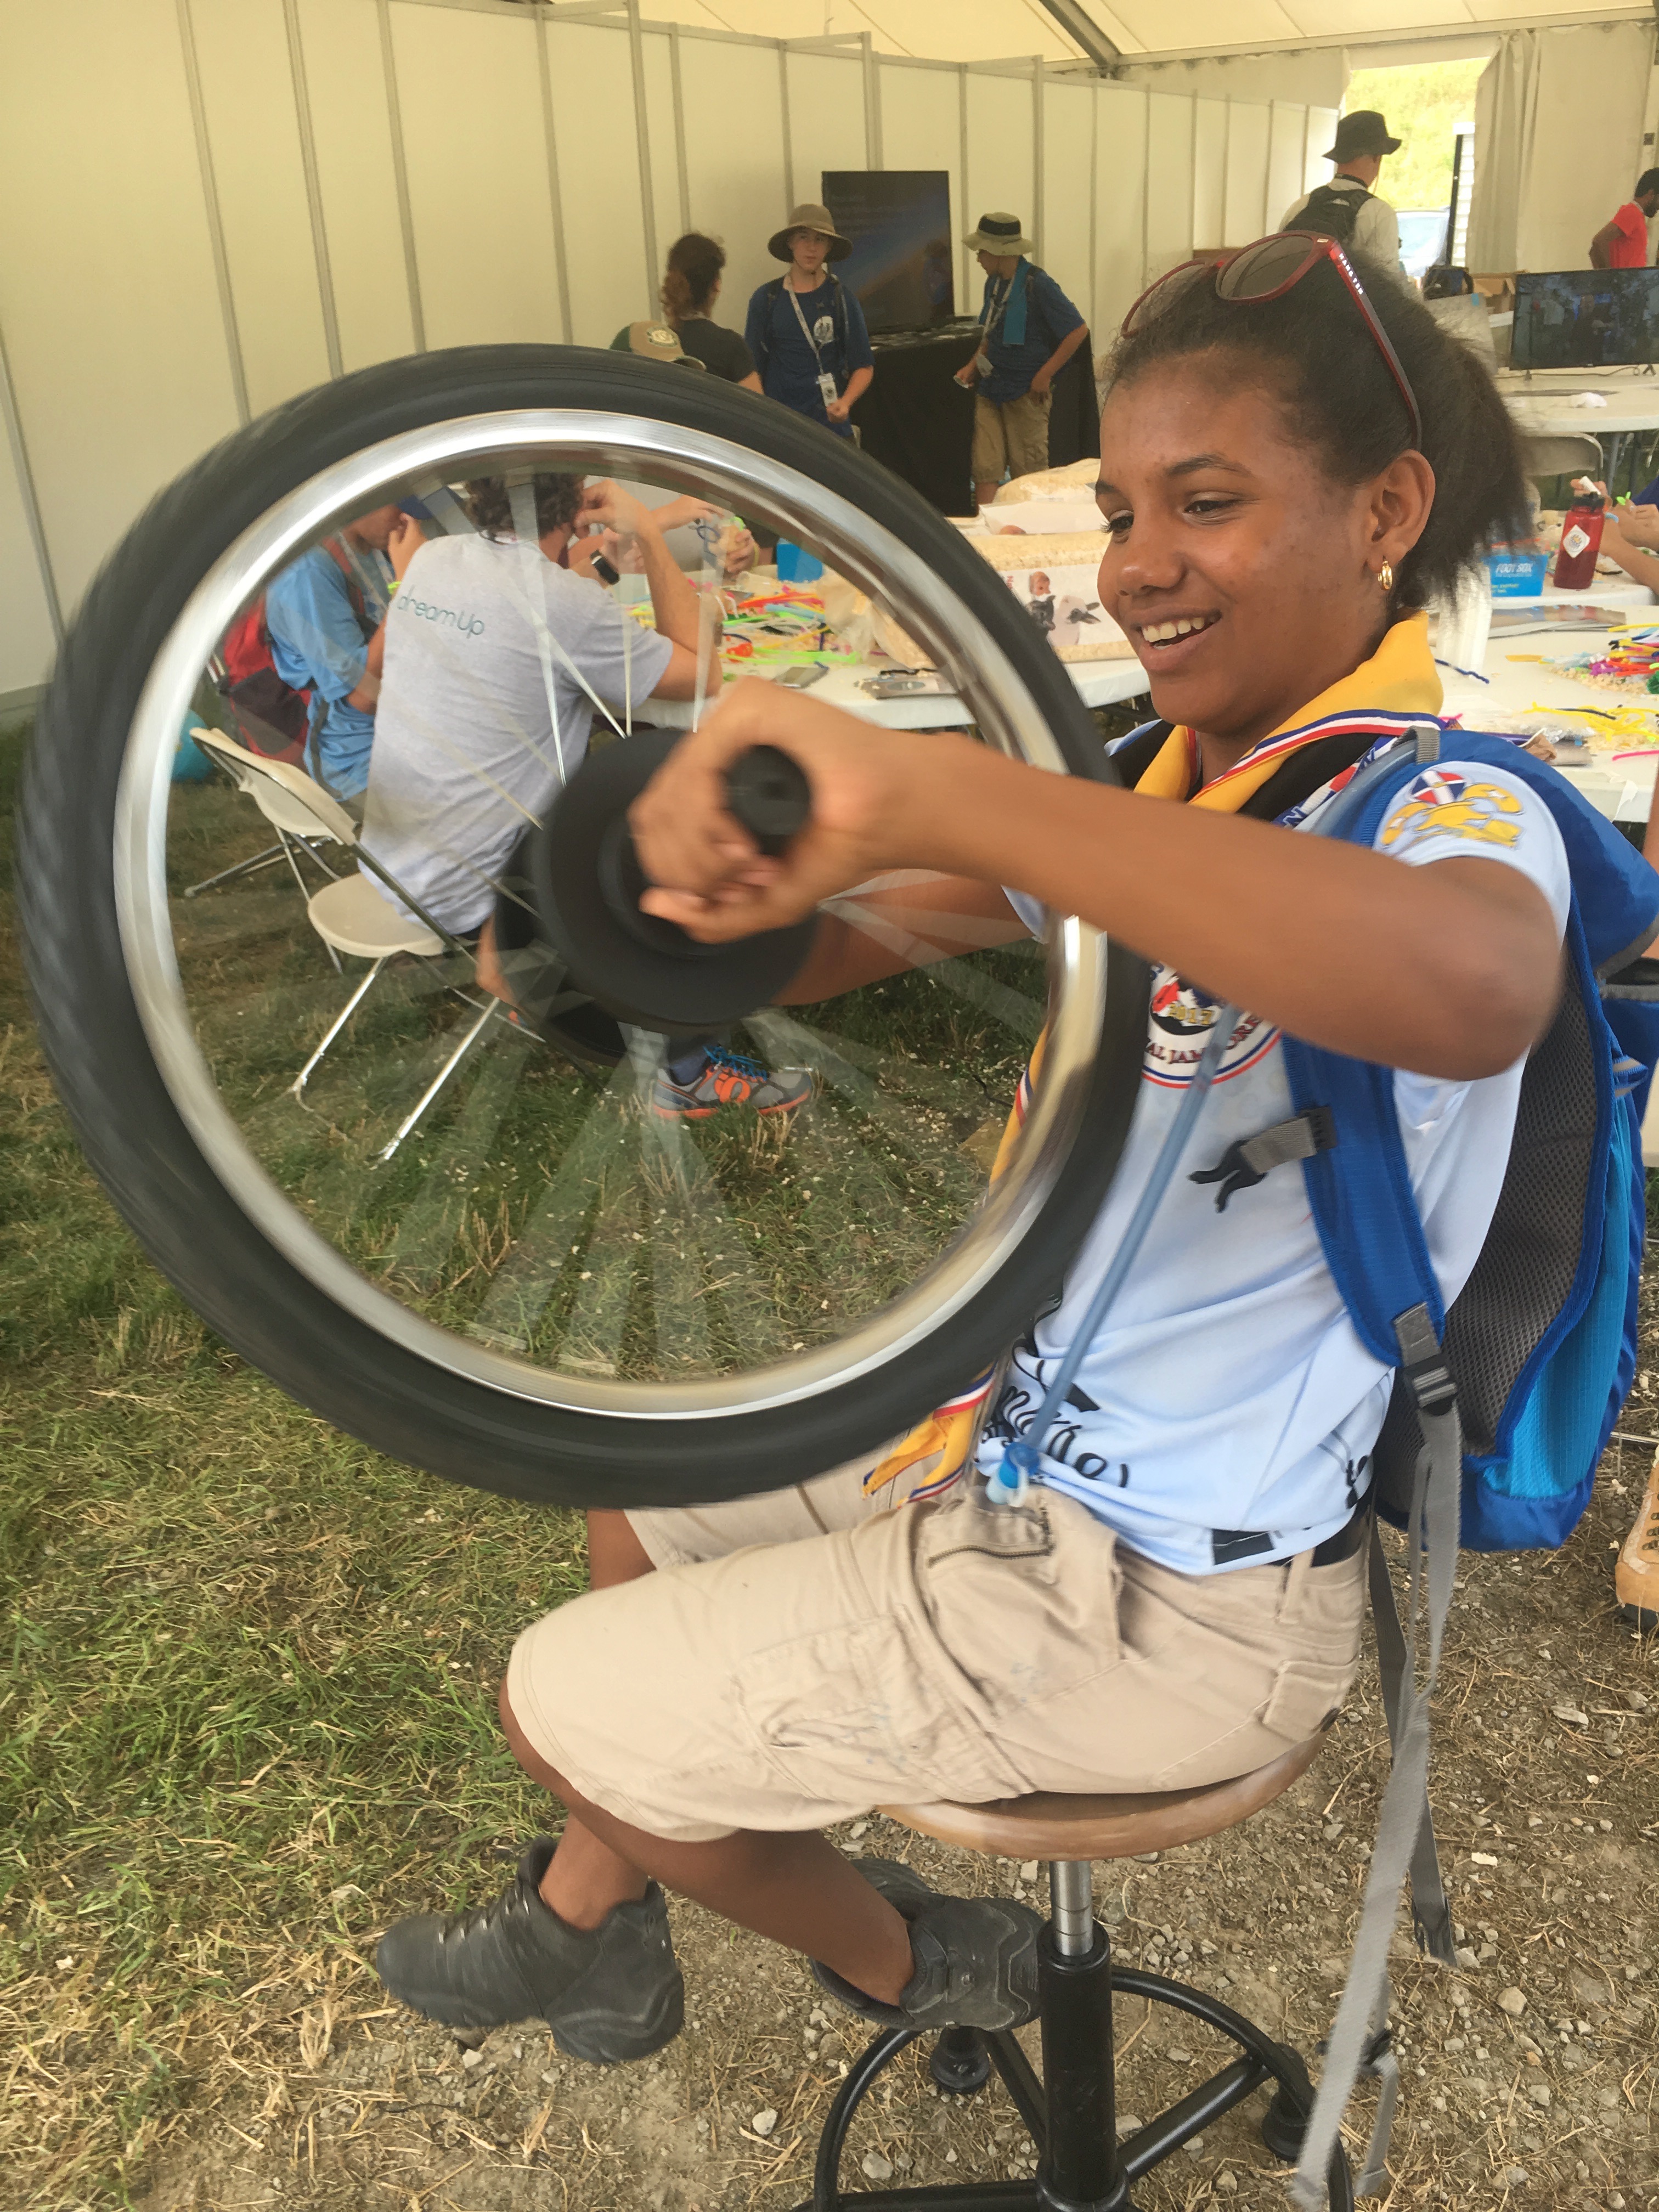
[627,0,1652,66]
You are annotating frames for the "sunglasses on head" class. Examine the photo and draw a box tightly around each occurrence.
[1120,232,1424,456]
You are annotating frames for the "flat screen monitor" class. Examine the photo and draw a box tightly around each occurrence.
[821,171,954,334]
[1513,267,1659,370]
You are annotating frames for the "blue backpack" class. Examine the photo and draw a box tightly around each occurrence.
[1285,728,1659,1555]
[1273,727,1659,2204]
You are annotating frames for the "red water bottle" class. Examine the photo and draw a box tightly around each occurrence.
[1553,487,1605,590]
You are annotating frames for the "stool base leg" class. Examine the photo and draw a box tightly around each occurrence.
[931,2025,992,2096]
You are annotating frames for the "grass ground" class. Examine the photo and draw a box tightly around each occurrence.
[2,712,1655,2212]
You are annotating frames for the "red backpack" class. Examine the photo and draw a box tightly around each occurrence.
[216,540,373,762]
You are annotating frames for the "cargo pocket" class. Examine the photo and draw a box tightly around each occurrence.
[737,1613,990,1804]
[1260,1655,1354,1747]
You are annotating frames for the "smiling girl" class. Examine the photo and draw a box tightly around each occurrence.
[374,242,1633,2089]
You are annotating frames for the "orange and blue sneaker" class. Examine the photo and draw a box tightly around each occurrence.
[651,1045,814,1119]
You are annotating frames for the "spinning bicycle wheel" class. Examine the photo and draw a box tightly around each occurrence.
[20,347,1147,1508]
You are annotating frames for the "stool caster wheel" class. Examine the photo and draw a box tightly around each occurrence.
[929,2025,991,2096]
[1261,2083,1310,2162]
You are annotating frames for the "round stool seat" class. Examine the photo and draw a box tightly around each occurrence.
[882,1732,1325,1861]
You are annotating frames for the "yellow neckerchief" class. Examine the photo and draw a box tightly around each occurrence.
[862,614,1441,1505]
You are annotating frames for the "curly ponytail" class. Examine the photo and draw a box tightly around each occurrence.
[661,233,726,326]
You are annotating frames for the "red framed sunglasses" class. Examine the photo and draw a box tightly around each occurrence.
[1120,232,1423,455]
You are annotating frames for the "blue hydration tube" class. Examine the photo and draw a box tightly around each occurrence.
[984,1002,1239,1508]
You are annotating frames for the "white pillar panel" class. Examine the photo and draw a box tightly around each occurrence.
[785,51,868,215]
[965,72,1036,267]
[1041,81,1094,331]
[1305,108,1339,198]
[1145,92,1195,282]
[1193,98,1226,250]
[297,0,416,371]
[1266,103,1307,235]
[545,20,652,346]
[678,36,787,337]
[1094,83,1148,341]
[1223,101,1271,249]
[0,433,58,699]
[640,30,684,291]
[878,64,968,319]
[188,0,332,415]
[390,4,560,349]
[0,0,239,614]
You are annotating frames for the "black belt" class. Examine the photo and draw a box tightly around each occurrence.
[1310,1498,1374,1568]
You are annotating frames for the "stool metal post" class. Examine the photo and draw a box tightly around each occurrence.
[1035,1860,1128,2212]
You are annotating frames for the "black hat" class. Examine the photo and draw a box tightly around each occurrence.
[1325,110,1401,162]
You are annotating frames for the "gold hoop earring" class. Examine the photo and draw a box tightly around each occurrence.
[1379,560,1395,592]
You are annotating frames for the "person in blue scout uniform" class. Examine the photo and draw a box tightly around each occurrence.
[953,211,1089,510]
[263,505,422,805]
[744,202,874,439]
[376,239,1645,2093]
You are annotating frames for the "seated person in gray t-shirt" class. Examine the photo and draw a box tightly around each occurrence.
[360,472,702,948]
[360,476,814,1118]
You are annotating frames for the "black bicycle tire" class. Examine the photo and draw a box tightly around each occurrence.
[19,344,1149,1510]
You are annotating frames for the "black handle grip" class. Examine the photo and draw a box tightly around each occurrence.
[724,746,811,857]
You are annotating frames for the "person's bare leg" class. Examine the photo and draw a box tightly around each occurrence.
[540,1508,661,1918]
[500,1683,915,2005]
[587,1506,654,1588]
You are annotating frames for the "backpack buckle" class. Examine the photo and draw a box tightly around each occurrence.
[1394,1302,1456,1417]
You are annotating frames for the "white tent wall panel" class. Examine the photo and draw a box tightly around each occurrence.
[965,73,1039,289]
[786,52,873,215]
[0,433,60,707]
[640,32,685,285]
[544,21,653,345]
[1040,83,1096,336]
[1305,108,1339,199]
[391,4,563,348]
[878,65,970,319]
[188,0,333,418]
[1193,98,1227,250]
[1222,100,1271,247]
[1144,94,1195,285]
[0,0,240,629]
[1093,84,1148,347]
[678,37,791,335]
[296,0,420,373]
[0,0,1340,697]
[1266,103,1308,235]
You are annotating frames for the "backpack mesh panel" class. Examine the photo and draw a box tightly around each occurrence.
[1373,979,1597,1504]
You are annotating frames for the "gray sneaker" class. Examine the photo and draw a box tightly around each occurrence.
[814,1858,1042,2033]
[375,1838,684,2064]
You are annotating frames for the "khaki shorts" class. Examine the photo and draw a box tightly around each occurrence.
[972,389,1052,486]
[504,1465,1367,1843]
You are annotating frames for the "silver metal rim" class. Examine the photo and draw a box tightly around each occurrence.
[115,405,1113,1419]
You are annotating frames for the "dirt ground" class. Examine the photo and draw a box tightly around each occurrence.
[122,1482,1655,2212]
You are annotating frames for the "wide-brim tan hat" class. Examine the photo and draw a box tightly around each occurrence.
[620,321,707,369]
[963,212,1035,257]
[768,202,852,262]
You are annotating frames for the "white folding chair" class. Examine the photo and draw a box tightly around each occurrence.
[184,732,351,958]
[184,735,499,1160]
[292,873,500,1161]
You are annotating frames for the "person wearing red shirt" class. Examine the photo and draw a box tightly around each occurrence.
[1589,170,1659,268]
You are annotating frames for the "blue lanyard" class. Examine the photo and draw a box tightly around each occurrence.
[984,1001,1238,1507]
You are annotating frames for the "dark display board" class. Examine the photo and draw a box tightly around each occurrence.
[851,323,1099,517]
[1513,268,1659,370]
[822,171,955,334]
